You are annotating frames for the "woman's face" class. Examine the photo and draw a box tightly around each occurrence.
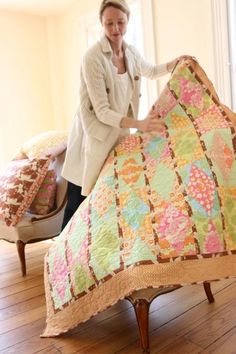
[101,6,128,45]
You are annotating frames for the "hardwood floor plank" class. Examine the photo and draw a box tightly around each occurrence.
[150,281,236,352]
[0,332,54,354]
[0,285,45,309]
[202,327,236,353]
[0,301,132,353]
[0,276,43,299]
[0,240,52,251]
[0,242,51,263]
[0,306,46,335]
[55,311,138,354]
[0,256,46,275]
[0,294,45,321]
[0,318,47,351]
[36,346,62,354]
[153,337,202,354]
[0,265,44,288]
[184,296,236,348]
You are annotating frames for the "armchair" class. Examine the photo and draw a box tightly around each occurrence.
[0,151,67,276]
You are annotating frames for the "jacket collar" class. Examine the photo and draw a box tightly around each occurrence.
[99,35,134,87]
[100,35,128,55]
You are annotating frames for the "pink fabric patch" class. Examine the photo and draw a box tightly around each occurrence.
[29,170,56,215]
[195,105,229,134]
[153,86,177,118]
[179,77,204,109]
[187,165,215,214]
[210,132,234,180]
[158,205,192,252]
[203,221,224,253]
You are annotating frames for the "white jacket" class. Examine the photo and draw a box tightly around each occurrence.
[62,35,168,196]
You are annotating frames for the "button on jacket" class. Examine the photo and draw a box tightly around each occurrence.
[62,35,168,196]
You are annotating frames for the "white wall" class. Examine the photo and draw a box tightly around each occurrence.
[47,16,66,129]
[153,0,215,91]
[0,10,53,169]
[47,0,100,129]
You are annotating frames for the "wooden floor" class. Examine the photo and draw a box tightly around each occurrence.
[1,240,236,354]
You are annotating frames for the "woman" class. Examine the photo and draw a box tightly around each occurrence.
[61,0,190,229]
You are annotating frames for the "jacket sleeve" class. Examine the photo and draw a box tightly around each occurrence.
[130,46,169,79]
[81,52,124,129]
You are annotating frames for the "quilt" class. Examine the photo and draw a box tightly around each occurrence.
[42,58,236,337]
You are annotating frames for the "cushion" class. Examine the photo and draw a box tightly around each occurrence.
[12,150,28,161]
[29,170,57,215]
[20,130,67,160]
[0,157,51,226]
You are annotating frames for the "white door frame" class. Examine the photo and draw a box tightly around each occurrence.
[211,0,232,107]
[227,0,236,110]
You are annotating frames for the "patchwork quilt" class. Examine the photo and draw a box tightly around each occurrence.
[42,59,236,337]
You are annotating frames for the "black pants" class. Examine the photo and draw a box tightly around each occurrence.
[61,182,86,230]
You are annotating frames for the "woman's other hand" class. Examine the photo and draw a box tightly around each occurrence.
[167,55,194,73]
[137,112,166,133]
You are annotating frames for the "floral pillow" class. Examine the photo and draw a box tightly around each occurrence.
[29,169,57,215]
[0,157,51,226]
[19,130,67,160]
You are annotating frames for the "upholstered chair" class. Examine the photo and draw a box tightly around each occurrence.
[0,151,67,276]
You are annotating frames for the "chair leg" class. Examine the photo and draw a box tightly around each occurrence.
[16,240,26,276]
[203,282,214,303]
[132,299,150,354]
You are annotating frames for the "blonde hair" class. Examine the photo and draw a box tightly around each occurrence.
[99,0,130,22]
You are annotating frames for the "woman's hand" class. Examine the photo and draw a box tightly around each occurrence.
[137,112,166,133]
[167,55,194,73]
[120,113,166,133]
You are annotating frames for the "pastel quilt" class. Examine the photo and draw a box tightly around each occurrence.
[42,59,236,336]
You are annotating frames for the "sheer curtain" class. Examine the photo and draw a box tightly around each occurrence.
[227,0,236,111]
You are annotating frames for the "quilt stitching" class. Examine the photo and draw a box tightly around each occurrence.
[45,60,236,317]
